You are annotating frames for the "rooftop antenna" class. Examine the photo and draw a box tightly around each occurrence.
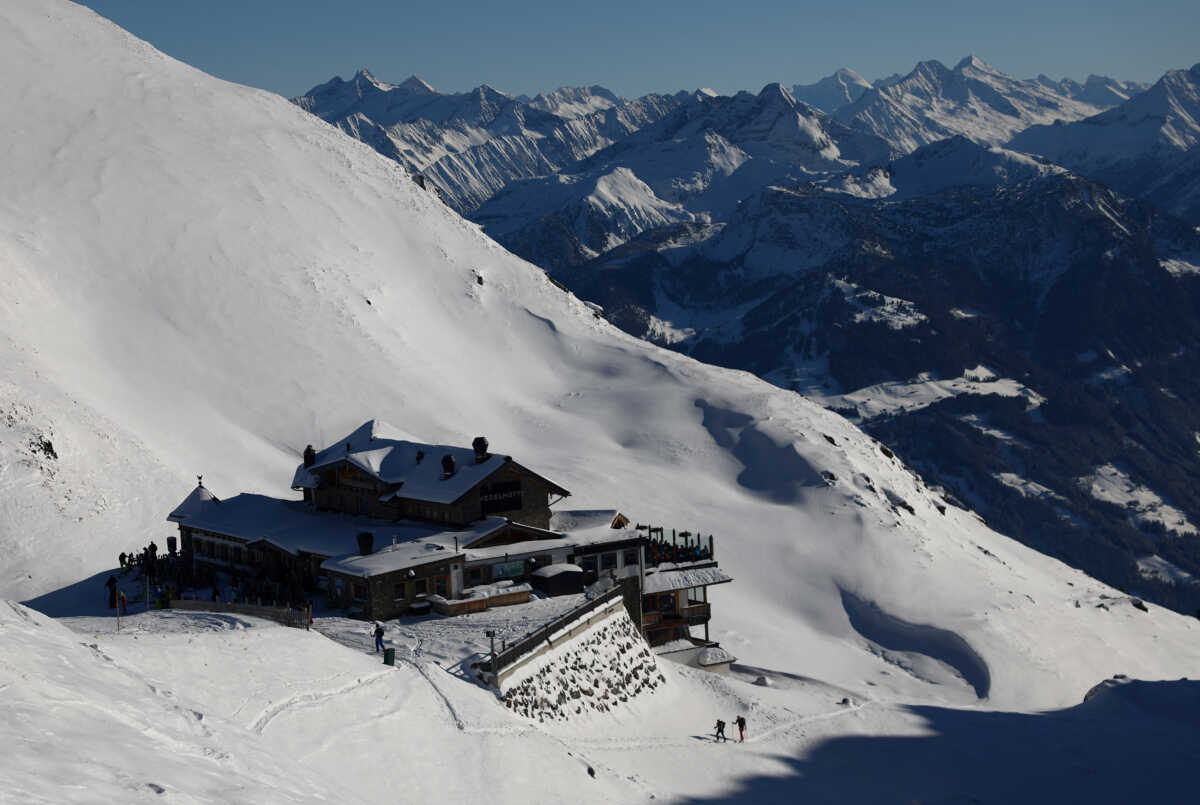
[197,474,203,488]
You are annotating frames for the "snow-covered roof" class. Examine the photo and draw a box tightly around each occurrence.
[642,563,733,594]
[168,488,510,562]
[291,419,569,504]
[532,564,583,578]
[167,484,219,521]
[461,521,560,549]
[321,539,463,578]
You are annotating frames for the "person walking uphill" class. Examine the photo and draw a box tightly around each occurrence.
[714,719,728,742]
[373,623,385,653]
[735,715,747,742]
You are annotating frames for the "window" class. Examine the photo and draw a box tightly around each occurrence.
[468,567,483,585]
[622,548,639,568]
[352,582,366,601]
[600,552,617,571]
[414,578,428,595]
[232,547,243,564]
[393,582,406,601]
[579,555,597,574]
[434,576,447,596]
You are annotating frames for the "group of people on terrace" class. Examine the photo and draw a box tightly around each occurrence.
[642,528,713,567]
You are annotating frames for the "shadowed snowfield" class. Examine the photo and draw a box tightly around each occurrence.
[2,1,1199,801]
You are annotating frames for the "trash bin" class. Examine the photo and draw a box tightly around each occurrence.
[383,647,396,666]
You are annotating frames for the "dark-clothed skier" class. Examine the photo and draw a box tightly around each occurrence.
[373,623,385,653]
[105,574,118,608]
[714,719,727,742]
[735,715,747,742]
[119,590,128,616]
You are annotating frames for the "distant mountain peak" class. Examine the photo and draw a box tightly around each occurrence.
[353,67,389,89]
[955,55,996,73]
[792,69,872,113]
[398,74,437,94]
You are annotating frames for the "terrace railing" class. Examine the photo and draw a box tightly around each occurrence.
[491,585,623,676]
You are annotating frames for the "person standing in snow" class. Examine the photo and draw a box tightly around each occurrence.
[373,622,385,653]
[119,590,128,616]
[714,719,727,742]
[105,574,118,608]
[119,552,127,571]
[734,715,747,742]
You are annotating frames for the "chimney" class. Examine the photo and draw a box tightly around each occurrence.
[441,454,456,479]
[303,444,316,468]
[472,436,489,464]
[416,449,425,464]
[357,531,375,556]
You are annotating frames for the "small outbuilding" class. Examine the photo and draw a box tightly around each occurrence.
[530,563,585,596]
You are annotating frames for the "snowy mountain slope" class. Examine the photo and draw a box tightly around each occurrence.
[791,68,873,113]
[820,135,1066,200]
[293,71,679,212]
[3,0,1200,764]
[559,138,1200,616]
[0,602,346,803]
[835,56,1106,153]
[1009,63,1200,223]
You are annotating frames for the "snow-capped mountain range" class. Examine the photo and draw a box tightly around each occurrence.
[1010,63,1200,223]
[294,70,681,212]
[832,56,1109,153]
[472,82,893,266]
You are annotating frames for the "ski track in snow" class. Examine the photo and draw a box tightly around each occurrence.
[249,670,395,734]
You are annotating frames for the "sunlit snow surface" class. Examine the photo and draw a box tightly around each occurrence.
[3,1,1200,801]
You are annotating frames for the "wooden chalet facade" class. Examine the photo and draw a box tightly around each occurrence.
[293,422,569,530]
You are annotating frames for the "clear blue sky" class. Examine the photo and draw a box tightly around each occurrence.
[79,0,1197,99]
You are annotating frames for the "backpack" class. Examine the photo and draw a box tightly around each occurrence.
[716,720,725,730]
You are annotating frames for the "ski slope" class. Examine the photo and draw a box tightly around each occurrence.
[2,2,1200,800]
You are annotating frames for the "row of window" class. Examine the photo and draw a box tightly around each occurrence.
[391,575,447,601]
[578,547,639,574]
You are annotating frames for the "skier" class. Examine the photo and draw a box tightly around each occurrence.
[119,590,128,616]
[119,552,127,571]
[735,715,747,742]
[373,622,385,653]
[714,718,727,742]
